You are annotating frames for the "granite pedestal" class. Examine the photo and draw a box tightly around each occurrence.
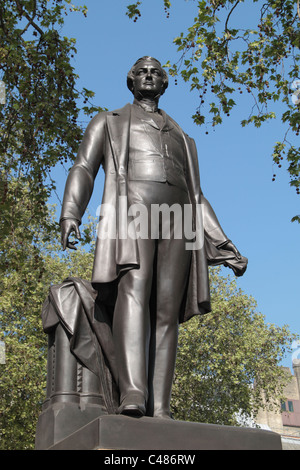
[42,415,282,450]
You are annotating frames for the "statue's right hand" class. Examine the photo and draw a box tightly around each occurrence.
[60,219,81,251]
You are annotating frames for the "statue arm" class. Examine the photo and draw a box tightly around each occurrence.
[60,112,107,249]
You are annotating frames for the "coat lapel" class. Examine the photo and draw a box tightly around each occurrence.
[160,109,174,132]
[106,103,131,178]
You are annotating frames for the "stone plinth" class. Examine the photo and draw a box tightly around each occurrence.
[42,415,282,451]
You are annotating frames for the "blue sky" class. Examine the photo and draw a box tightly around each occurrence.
[53,0,299,368]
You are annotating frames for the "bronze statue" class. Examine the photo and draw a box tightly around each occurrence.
[59,56,247,420]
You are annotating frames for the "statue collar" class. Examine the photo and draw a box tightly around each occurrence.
[133,98,159,114]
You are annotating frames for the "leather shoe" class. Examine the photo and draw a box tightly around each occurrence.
[118,394,146,417]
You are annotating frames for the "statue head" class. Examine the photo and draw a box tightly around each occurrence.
[127,56,169,99]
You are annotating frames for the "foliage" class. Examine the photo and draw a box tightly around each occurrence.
[0,0,105,236]
[127,0,300,222]
[171,267,297,425]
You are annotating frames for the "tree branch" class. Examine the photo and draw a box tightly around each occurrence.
[15,0,43,36]
[225,0,240,32]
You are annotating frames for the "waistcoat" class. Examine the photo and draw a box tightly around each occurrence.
[127,104,188,192]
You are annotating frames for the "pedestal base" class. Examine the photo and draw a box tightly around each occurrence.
[44,415,282,450]
[35,403,107,450]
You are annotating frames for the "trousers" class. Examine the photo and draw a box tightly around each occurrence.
[112,180,191,417]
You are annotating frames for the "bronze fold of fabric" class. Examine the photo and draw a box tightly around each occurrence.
[41,277,118,414]
[205,240,248,277]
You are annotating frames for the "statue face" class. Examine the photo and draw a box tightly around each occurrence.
[132,59,165,98]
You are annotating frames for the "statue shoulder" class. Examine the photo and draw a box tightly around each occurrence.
[107,103,132,117]
[87,103,131,128]
[86,110,107,131]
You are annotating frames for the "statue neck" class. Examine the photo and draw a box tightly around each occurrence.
[133,97,159,113]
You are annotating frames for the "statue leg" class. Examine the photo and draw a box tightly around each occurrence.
[147,216,191,418]
[112,237,156,415]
